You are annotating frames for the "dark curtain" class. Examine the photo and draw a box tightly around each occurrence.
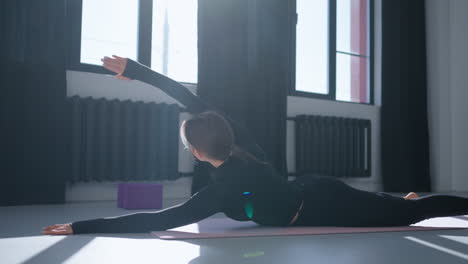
[381,0,431,192]
[192,0,290,194]
[0,1,68,205]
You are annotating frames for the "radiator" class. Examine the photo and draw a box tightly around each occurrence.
[67,96,181,183]
[294,115,371,178]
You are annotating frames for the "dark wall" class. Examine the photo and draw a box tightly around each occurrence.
[0,1,68,205]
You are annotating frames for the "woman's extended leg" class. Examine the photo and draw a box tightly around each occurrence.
[411,194,468,222]
[293,176,468,227]
[293,176,418,227]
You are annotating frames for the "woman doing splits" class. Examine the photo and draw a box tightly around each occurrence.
[42,56,468,235]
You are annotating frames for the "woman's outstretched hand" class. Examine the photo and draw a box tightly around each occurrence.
[101,55,132,80]
[41,223,74,235]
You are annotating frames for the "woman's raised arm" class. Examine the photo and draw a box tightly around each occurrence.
[102,55,267,162]
[103,55,208,114]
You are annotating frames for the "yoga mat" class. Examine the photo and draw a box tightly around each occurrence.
[151,216,468,240]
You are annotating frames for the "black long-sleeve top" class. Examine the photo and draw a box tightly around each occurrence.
[71,60,303,234]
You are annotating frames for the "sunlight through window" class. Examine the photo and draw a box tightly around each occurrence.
[81,0,138,65]
[296,0,329,95]
[151,0,198,83]
[0,236,66,264]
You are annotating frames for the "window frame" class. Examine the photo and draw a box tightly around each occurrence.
[288,0,374,105]
[65,0,197,85]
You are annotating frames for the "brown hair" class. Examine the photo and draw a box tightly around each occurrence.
[180,111,266,163]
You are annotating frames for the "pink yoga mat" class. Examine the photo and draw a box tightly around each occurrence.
[151,216,468,240]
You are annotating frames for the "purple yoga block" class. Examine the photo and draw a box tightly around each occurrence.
[117,183,163,209]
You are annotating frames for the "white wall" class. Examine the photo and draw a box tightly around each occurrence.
[65,70,195,202]
[287,97,381,191]
[426,0,468,192]
[66,70,196,174]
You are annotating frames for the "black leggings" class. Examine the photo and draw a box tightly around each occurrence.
[291,176,468,227]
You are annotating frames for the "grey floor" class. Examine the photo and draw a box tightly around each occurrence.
[2,194,468,264]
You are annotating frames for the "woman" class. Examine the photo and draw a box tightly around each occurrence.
[42,56,468,235]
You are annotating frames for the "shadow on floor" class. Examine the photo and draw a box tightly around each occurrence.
[21,236,95,264]
[10,228,468,264]
[183,230,468,264]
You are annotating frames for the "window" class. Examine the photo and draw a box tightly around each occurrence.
[295,0,329,95]
[67,0,198,84]
[80,0,139,65]
[290,0,373,104]
[151,0,198,83]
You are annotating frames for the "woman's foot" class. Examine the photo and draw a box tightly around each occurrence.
[404,192,419,200]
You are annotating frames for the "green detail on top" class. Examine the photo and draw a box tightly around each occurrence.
[243,251,265,258]
[244,202,254,219]
[242,191,253,219]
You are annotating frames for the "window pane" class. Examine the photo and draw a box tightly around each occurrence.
[296,0,328,94]
[336,53,368,103]
[152,0,198,83]
[81,0,138,65]
[337,0,368,55]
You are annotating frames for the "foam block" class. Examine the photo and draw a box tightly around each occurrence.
[117,183,163,209]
